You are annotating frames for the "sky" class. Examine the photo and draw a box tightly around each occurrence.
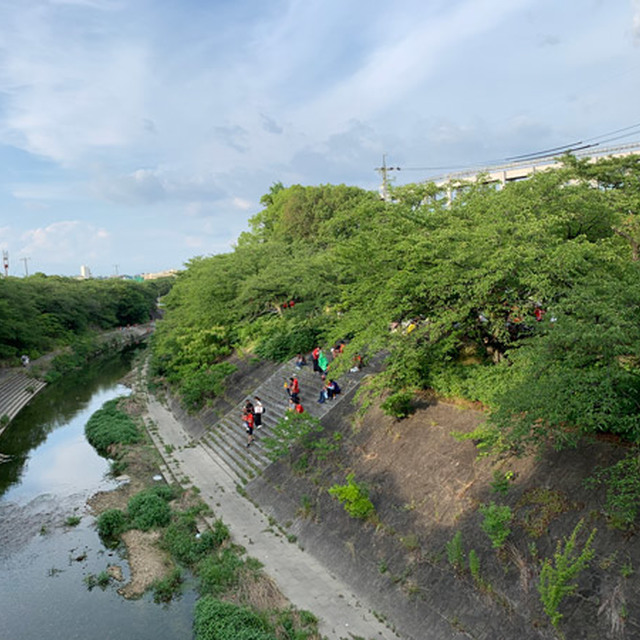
[0,0,639,278]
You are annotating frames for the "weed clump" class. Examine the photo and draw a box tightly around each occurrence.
[328,473,375,519]
[127,489,172,530]
[96,508,127,542]
[85,398,142,457]
[381,390,415,419]
[194,596,276,640]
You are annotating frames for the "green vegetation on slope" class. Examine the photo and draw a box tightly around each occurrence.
[151,158,640,456]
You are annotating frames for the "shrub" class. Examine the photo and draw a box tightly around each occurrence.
[254,322,322,362]
[479,502,512,549]
[85,398,142,457]
[490,470,514,495]
[151,568,183,603]
[263,412,323,461]
[127,490,172,530]
[179,362,237,411]
[161,511,220,567]
[328,473,375,519]
[96,509,127,541]
[381,390,415,419]
[197,549,243,595]
[446,531,465,572]
[538,520,596,629]
[194,596,276,640]
[585,453,640,530]
[450,423,506,456]
[468,549,481,583]
[65,515,81,527]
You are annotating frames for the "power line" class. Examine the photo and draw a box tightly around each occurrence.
[383,121,640,175]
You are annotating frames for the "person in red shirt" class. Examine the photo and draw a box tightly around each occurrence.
[289,376,300,404]
[295,402,304,414]
[243,410,255,447]
[311,346,320,373]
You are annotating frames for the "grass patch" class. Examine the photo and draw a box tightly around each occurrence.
[151,568,183,603]
[197,549,243,595]
[516,488,572,538]
[585,453,640,530]
[194,596,276,640]
[84,571,111,591]
[85,397,142,457]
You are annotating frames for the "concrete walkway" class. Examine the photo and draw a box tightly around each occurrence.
[144,392,394,640]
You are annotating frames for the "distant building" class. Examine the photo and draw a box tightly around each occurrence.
[80,265,92,279]
[141,269,179,280]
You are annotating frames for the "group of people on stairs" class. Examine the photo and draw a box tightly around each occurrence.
[239,346,363,446]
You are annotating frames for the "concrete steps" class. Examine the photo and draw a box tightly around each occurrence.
[199,355,369,484]
[0,369,47,427]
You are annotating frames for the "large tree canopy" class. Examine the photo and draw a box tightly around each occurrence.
[152,160,640,447]
[0,276,170,360]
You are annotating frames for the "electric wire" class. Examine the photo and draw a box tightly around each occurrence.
[384,121,640,176]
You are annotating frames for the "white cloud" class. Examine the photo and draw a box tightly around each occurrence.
[20,220,110,271]
[0,2,149,164]
[232,197,253,211]
[633,0,640,43]
[92,167,227,206]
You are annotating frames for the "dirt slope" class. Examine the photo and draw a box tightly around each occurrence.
[247,384,640,640]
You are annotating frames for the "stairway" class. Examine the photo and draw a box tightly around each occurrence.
[0,369,47,434]
[199,356,370,484]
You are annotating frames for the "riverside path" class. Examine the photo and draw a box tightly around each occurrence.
[142,358,396,640]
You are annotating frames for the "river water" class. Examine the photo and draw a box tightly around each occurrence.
[0,349,196,639]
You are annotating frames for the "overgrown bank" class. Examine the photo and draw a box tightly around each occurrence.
[85,387,324,640]
[128,157,640,638]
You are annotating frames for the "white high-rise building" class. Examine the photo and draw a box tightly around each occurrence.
[80,265,92,279]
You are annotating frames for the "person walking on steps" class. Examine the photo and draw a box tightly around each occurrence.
[289,376,300,404]
[253,396,264,429]
[243,409,255,447]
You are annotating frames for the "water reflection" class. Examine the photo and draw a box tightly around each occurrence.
[0,345,196,640]
[0,348,139,500]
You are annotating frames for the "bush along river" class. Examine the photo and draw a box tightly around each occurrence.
[0,347,196,640]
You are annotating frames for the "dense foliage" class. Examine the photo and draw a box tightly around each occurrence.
[194,597,276,640]
[0,274,171,362]
[151,158,640,452]
[84,397,143,456]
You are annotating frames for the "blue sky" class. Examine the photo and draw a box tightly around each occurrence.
[0,0,639,277]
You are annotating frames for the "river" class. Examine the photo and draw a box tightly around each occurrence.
[0,349,196,640]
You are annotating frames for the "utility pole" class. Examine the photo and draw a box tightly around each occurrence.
[2,250,8,277]
[20,256,30,277]
[374,154,401,202]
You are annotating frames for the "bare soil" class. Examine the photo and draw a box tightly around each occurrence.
[249,382,640,640]
[87,440,173,599]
